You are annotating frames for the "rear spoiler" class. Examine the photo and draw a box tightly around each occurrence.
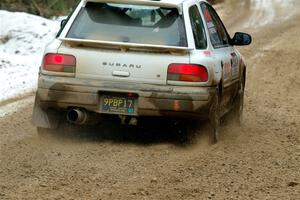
[83,0,183,14]
[60,38,192,53]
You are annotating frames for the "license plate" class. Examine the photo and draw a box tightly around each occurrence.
[101,95,136,115]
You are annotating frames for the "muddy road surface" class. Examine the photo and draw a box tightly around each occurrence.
[0,1,300,199]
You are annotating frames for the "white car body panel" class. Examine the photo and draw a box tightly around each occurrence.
[44,0,244,88]
[33,0,250,129]
[54,0,232,87]
[58,43,190,85]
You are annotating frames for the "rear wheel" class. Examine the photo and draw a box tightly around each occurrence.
[209,90,221,144]
[233,77,245,125]
[178,120,198,144]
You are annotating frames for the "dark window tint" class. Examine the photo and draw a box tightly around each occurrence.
[200,3,229,48]
[189,5,207,49]
[67,2,187,47]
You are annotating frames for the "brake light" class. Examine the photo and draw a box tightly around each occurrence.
[42,53,76,73]
[167,64,208,82]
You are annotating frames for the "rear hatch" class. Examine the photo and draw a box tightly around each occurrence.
[58,1,190,85]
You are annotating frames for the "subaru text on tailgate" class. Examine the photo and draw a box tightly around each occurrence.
[32,0,252,143]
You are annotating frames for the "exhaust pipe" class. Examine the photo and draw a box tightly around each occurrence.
[67,108,88,125]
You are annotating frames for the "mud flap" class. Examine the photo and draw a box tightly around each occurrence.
[32,96,60,129]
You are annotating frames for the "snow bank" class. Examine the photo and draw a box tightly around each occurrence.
[0,10,60,102]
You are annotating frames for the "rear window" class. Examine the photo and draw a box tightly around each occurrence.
[66,2,187,47]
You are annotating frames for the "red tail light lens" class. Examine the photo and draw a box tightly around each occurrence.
[42,53,76,73]
[167,64,208,82]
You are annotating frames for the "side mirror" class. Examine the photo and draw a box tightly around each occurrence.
[231,32,252,46]
[60,19,67,29]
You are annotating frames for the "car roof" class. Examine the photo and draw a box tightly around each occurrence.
[84,0,209,7]
[83,0,209,14]
[157,0,208,5]
[143,0,210,5]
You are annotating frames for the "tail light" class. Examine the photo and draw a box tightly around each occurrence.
[167,64,208,82]
[42,53,76,73]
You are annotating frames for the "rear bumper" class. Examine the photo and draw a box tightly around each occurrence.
[36,75,216,119]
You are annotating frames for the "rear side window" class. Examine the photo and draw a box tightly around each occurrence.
[200,3,229,48]
[67,2,187,47]
[189,5,207,49]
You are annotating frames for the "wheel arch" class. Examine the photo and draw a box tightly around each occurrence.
[242,66,246,86]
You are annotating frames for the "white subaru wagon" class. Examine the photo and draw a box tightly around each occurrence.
[32,0,252,143]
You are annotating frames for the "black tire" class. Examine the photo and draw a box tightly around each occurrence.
[233,77,245,126]
[179,120,198,144]
[208,89,221,144]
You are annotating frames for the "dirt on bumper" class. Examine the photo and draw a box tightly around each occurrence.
[36,75,216,119]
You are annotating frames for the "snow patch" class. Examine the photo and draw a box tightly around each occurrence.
[0,10,60,102]
[0,96,33,118]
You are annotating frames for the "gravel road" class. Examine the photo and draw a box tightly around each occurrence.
[0,1,299,199]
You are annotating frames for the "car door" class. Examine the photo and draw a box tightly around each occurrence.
[200,2,238,113]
